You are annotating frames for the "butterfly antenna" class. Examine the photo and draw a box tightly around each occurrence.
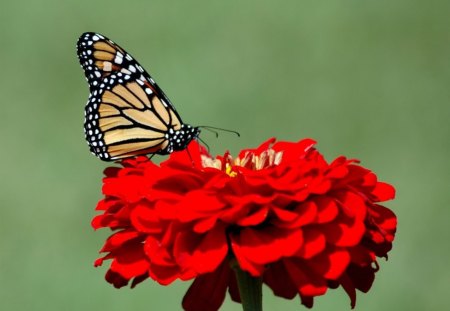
[198,126,240,137]
[201,127,219,138]
[198,137,211,153]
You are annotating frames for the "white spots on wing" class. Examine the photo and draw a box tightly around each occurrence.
[92,35,100,41]
[120,68,131,75]
[95,71,101,78]
[145,88,152,95]
[103,61,112,72]
[114,52,123,64]
[136,79,144,86]
[128,65,136,73]
[124,75,130,80]
[126,54,132,61]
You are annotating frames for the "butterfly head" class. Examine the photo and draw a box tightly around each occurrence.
[165,124,201,154]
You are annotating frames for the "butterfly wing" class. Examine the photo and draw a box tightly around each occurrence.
[84,71,183,161]
[77,32,199,161]
[77,32,177,110]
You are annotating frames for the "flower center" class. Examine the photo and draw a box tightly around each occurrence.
[225,164,238,177]
[235,149,283,170]
[201,148,283,173]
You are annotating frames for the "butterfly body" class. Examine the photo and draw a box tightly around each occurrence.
[77,32,200,161]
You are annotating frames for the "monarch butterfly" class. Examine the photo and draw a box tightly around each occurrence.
[76,32,201,161]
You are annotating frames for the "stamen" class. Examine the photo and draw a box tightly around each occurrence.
[225,164,237,177]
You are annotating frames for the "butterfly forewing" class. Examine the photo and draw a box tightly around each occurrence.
[77,32,175,108]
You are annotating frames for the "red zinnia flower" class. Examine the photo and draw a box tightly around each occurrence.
[92,138,396,310]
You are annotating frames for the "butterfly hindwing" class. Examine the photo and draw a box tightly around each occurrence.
[85,71,187,160]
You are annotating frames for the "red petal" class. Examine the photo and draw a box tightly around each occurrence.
[335,191,367,220]
[105,269,130,288]
[315,196,339,224]
[174,224,228,274]
[231,227,303,267]
[228,272,241,303]
[263,262,298,299]
[237,205,269,226]
[296,229,326,259]
[182,261,231,311]
[101,230,141,252]
[323,219,366,247]
[327,157,349,178]
[193,216,219,233]
[110,243,149,280]
[131,203,164,234]
[229,241,265,276]
[372,182,396,201]
[148,263,188,285]
[283,259,328,296]
[176,191,225,222]
[273,138,317,163]
[307,249,350,280]
[370,204,397,232]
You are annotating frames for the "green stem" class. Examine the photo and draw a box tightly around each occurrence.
[232,261,263,311]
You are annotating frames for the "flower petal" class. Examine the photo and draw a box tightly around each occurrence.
[182,261,232,311]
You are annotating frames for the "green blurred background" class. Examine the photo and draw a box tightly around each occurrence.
[1,0,449,310]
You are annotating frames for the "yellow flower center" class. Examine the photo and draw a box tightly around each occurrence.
[225,164,238,177]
